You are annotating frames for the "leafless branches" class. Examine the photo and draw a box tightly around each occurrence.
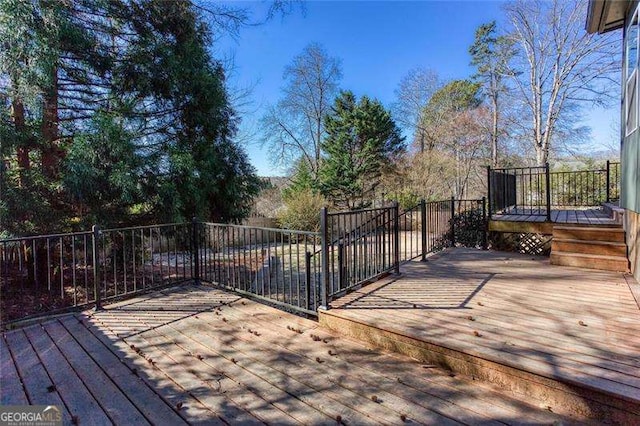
[503,0,621,165]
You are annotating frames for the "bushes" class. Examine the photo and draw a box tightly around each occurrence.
[277,189,326,232]
[452,209,486,248]
[433,208,487,250]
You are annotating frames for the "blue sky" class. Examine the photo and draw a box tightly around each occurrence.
[215,1,620,176]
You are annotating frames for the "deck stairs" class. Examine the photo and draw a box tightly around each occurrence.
[550,223,629,272]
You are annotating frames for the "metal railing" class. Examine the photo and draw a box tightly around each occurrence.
[1,200,488,325]
[488,161,621,220]
[320,205,398,302]
[319,199,487,305]
[0,223,193,326]
[196,222,321,316]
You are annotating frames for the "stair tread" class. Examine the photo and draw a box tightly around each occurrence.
[551,252,628,261]
[553,225,624,232]
[552,238,627,246]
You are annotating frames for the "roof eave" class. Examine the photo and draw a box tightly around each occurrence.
[586,0,625,34]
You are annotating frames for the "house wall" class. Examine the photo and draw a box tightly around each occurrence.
[622,2,640,280]
[625,209,640,281]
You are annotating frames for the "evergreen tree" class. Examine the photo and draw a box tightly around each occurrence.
[319,91,405,209]
[282,159,316,200]
[469,21,514,167]
[1,0,261,233]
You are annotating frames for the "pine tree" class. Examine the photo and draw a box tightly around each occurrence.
[469,21,514,167]
[319,91,405,209]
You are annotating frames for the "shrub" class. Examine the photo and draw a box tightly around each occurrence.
[452,209,486,248]
[433,208,486,250]
[277,189,326,232]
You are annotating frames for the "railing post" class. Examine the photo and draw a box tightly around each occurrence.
[92,225,102,311]
[337,243,345,289]
[481,197,488,250]
[420,199,427,261]
[305,251,312,311]
[450,196,456,247]
[545,163,551,222]
[393,201,400,274]
[320,207,330,310]
[191,217,200,284]
[606,160,611,203]
[486,166,492,219]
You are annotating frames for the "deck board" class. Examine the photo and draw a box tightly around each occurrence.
[0,283,577,425]
[23,324,115,425]
[42,321,152,425]
[57,316,187,426]
[213,299,565,424]
[326,249,640,417]
[491,207,618,225]
[3,329,73,424]
[0,336,29,406]
[79,314,219,424]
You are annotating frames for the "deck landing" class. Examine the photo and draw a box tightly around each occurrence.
[491,207,618,225]
[1,285,571,425]
[320,248,640,423]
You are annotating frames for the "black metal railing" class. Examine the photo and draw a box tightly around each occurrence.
[320,205,398,302]
[196,223,321,316]
[0,223,193,326]
[319,199,487,305]
[1,200,488,325]
[488,161,621,220]
[397,198,486,263]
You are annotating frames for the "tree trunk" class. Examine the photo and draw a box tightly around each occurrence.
[491,95,499,167]
[10,97,31,187]
[535,144,547,166]
[41,65,60,180]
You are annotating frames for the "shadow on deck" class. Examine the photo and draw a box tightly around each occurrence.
[320,248,640,424]
[1,282,574,425]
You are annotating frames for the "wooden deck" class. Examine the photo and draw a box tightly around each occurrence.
[491,207,617,225]
[1,284,574,425]
[321,248,640,423]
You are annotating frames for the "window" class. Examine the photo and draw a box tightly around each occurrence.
[625,8,639,136]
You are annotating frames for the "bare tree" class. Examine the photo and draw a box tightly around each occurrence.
[504,0,620,166]
[261,43,342,178]
[392,67,441,153]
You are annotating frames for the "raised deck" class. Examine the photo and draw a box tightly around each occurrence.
[489,207,619,234]
[1,285,571,425]
[320,248,640,423]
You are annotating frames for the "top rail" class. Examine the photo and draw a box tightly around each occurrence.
[0,230,93,243]
[200,221,320,237]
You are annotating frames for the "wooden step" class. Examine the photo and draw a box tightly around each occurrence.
[550,252,630,272]
[603,202,625,224]
[553,225,625,242]
[552,239,627,257]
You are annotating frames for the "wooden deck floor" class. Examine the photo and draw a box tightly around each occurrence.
[0,284,574,425]
[491,207,617,225]
[323,249,640,422]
